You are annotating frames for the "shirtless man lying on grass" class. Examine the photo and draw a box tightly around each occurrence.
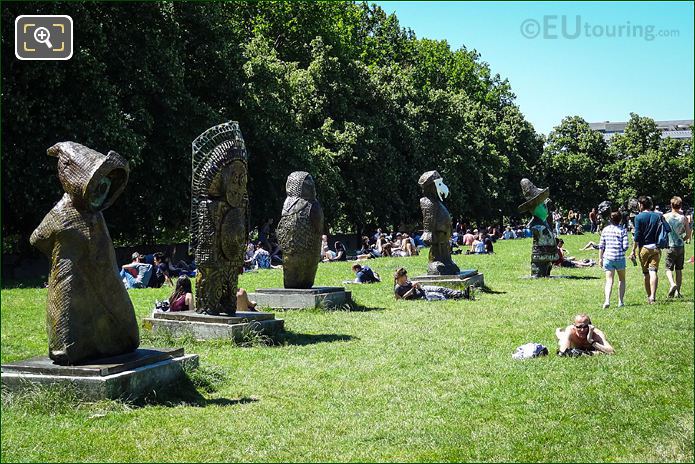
[556,314,614,355]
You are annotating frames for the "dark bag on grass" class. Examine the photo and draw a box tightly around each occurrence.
[154,300,170,312]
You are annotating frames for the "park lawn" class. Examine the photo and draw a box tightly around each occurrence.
[1,234,693,462]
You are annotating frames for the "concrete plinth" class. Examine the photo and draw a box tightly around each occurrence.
[142,310,284,340]
[248,287,352,309]
[412,269,485,289]
[1,347,198,400]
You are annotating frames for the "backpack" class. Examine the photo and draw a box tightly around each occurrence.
[656,215,672,249]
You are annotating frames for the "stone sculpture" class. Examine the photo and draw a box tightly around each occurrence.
[518,178,559,277]
[277,171,324,289]
[419,170,460,275]
[190,122,248,315]
[30,142,139,365]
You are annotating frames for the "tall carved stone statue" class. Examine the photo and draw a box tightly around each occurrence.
[518,178,559,277]
[419,170,460,275]
[190,122,248,315]
[30,142,139,365]
[277,172,324,289]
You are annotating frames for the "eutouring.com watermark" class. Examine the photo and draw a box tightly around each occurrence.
[520,16,679,41]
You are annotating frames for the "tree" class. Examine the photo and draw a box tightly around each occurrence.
[2,1,545,250]
[607,114,692,207]
[537,116,610,213]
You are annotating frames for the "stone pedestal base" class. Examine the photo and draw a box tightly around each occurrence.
[142,310,284,341]
[0,348,197,400]
[248,287,352,309]
[412,269,485,289]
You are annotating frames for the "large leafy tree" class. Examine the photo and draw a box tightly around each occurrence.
[537,116,610,213]
[607,113,692,207]
[2,1,544,252]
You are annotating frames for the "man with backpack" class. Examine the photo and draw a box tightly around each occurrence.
[629,196,670,304]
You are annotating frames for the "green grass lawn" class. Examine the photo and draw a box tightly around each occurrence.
[1,234,693,462]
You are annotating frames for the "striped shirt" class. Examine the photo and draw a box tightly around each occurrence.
[599,224,629,261]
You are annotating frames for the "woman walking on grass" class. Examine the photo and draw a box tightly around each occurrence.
[598,211,629,308]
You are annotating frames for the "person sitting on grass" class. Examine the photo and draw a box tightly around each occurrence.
[502,226,517,240]
[244,242,256,271]
[401,233,419,256]
[356,236,381,260]
[393,268,471,301]
[148,252,173,288]
[168,275,195,312]
[375,234,393,257]
[462,229,476,247]
[484,233,494,253]
[391,233,409,257]
[324,241,348,262]
[120,252,153,289]
[556,313,614,355]
[467,232,487,254]
[252,242,272,269]
[322,245,337,261]
[352,263,381,283]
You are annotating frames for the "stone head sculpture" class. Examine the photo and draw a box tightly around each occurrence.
[30,142,139,365]
[277,171,324,288]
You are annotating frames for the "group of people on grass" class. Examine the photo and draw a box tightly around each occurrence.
[244,241,282,271]
[144,193,690,356]
[589,195,691,308]
[120,252,196,290]
[452,229,495,254]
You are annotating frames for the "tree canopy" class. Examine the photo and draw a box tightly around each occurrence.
[2,2,690,253]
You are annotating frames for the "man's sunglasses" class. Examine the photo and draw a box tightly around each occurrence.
[574,324,589,329]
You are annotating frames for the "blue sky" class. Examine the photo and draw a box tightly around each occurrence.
[376,1,694,135]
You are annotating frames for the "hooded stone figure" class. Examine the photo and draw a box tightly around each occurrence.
[30,142,139,365]
[518,178,559,277]
[190,122,248,315]
[277,171,324,289]
[419,170,460,275]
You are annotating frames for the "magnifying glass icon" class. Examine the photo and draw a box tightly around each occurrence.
[33,27,53,49]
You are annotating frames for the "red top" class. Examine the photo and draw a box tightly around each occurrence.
[170,293,188,312]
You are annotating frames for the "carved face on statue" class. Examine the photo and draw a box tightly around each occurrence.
[88,176,112,210]
[434,178,449,201]
[225,160,247,208]
[533,203,548,222]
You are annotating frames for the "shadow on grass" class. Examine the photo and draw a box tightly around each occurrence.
[316,300,385,312]
[1,375,256,413]
[480,285,506,294]
[554,275,600,280]
[346,303,385,312]
[276,331,357,346]
[519,275,600,280]
[135,375,259,408]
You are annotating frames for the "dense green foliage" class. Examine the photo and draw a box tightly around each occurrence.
[2,3,690,252]
[539,113,693,213]
[2,235,693,461]
[2,1,541,250]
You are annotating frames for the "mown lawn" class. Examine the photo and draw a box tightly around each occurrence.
[1,234,693,462]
